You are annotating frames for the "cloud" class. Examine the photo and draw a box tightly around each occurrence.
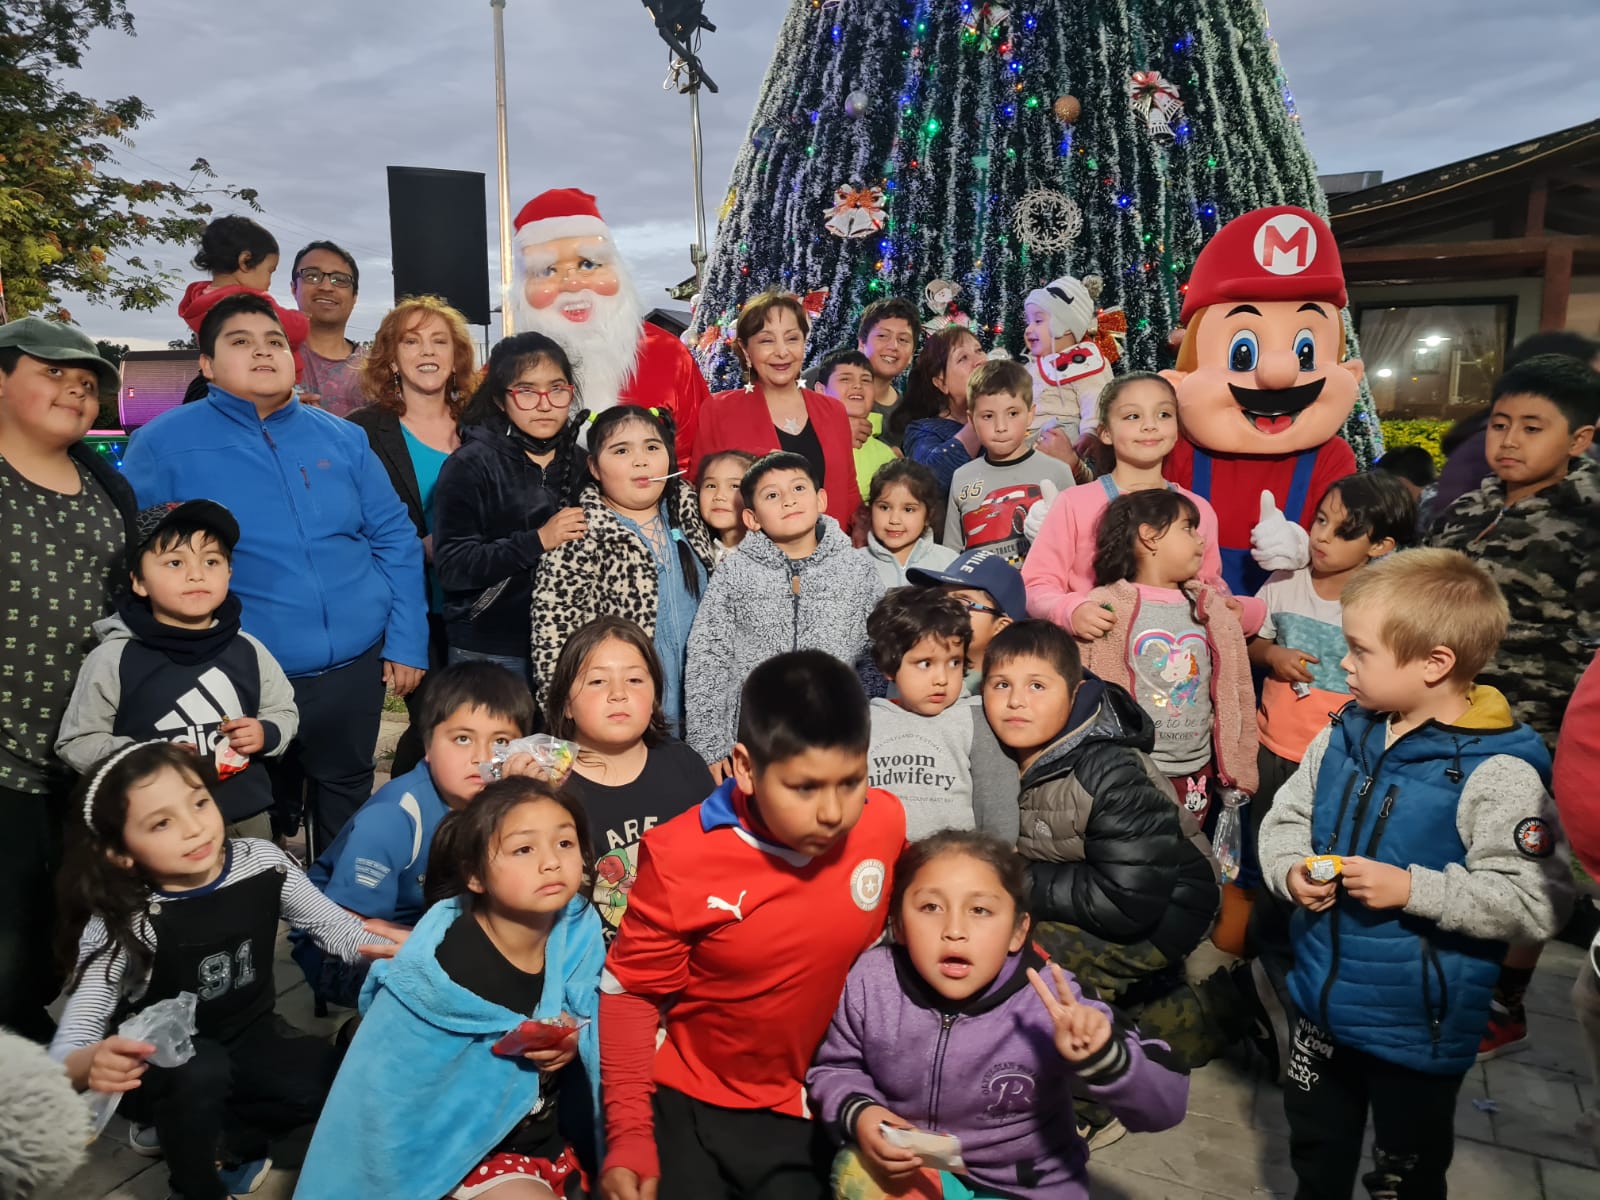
[66,0,1595,350]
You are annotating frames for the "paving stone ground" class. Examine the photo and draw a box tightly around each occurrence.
[64,717,1600,1199]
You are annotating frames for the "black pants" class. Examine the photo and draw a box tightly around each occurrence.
[269,642,385,853]
[389,614,448,778]
[122,1015,336,1200]
[0,781,68,1041]
[1284,1017,1464,1199]
[654,1086,830,1200]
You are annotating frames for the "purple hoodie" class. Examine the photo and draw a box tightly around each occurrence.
[807,943,1188,1199]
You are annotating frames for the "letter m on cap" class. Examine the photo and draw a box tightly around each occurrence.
[1253,214,1317,276]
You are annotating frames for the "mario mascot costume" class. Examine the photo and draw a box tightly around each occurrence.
[511,187,708,468]
[1161,205,1361,595]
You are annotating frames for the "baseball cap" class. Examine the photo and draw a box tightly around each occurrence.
[906,547,1028,622]
[133,500,241,558]
[0,316,121,400]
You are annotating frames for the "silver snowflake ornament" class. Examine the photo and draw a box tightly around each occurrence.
[1012,189,1083,251]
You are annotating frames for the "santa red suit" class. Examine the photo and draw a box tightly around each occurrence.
[1160,206,1363,596]
[511,188,707,468]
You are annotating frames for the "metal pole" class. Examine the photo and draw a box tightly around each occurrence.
[491,0,514,338]
[689,81,708,287]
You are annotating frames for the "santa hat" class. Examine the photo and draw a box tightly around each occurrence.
[513,188,612,246]
[1179,205,1345,324]
[1025,275,1103,343]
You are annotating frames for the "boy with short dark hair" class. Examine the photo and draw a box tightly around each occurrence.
[907,546,1028,694]
[946,359,1077,561]
[684,452,884,766]
[56,500,298,838]
[817,346,894,497]
[866,587,1017,840]
[292,659,538,1007]
[856,298,920,440]
[1428,353,1600,744]
[1259,548,1572,1200]
[600,650,906,1199]
[0,317,136,1038]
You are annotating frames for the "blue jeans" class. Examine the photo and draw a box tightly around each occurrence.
[446,646,532,688]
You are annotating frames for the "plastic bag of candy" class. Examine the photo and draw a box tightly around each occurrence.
[478,734,578,784]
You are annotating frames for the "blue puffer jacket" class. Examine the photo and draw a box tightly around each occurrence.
[123,385,427,676]
[1287,696,1552,1074]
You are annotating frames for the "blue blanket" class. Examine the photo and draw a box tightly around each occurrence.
[294,894,605,1199]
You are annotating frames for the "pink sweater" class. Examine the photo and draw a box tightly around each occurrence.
[1022,478,1265,635]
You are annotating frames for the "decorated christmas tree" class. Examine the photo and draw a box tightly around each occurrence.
[690,0,1378,462]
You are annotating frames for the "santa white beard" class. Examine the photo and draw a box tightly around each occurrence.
[512,261,645,412]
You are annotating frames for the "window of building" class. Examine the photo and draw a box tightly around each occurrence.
[1354,300,1515,419]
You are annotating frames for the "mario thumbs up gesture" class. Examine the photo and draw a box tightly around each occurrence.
[1160,206,1362,594]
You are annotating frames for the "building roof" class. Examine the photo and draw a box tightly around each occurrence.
[1330,117,1600,245]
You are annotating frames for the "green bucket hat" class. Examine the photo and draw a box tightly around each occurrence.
[0,316,122,401]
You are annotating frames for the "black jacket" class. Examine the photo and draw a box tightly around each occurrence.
[346,404,428,538]
[431,423,581,656]
[1018,678,1220,961]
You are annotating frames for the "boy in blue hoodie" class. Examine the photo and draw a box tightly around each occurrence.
[292,660,538,1008]
[122,293,427,848]
[1259,548,1573,1200]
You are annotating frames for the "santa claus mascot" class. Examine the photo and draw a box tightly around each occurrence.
[511,187,708,468]
[1160,205,1361,595]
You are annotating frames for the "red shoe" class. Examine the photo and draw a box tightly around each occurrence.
[1476,1009,1529,1062]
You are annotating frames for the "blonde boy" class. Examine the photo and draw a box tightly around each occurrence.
[1258,548,1571,1200]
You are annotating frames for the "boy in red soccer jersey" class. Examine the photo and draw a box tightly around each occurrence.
[599,650,907,1200]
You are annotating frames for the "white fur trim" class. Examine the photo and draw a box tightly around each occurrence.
[513,215,611,247]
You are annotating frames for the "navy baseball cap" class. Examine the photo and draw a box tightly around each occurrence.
[906,548,1028,622]
[133,500,241,555]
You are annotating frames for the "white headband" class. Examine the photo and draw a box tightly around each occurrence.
[83,741,165,827]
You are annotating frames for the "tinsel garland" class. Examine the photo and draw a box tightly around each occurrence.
[689,0,1381,465]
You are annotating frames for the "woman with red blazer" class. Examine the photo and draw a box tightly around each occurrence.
[690,290,862,527]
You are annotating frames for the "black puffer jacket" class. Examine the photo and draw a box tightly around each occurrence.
[432,422,582,656]
[1018,677,1220,961]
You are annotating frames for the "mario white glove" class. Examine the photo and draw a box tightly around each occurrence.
[1022,478,1061,546]
[1249,490,1310,572]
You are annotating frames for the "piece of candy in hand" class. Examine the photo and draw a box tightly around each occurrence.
[1305,855,1343,884]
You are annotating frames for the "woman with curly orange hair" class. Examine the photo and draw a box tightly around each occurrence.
[349,295,475,771]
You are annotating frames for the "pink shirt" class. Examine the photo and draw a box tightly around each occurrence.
[1021,477,1265,635]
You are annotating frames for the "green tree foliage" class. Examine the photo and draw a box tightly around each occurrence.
[0,1,261,320]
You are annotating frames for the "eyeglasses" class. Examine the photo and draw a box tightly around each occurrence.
[507,383,575,409]
[954,598,1000,616]
[293,267,355,290]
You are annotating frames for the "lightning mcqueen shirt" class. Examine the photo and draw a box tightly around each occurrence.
[602,779,907,1117]
[944,450,1078,563]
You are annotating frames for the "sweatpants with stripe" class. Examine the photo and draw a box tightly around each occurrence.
[654,1085,831,1200]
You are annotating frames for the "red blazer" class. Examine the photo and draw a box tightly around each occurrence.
[692,385,863,526]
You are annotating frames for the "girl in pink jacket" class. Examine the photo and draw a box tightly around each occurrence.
[1022,374,1263,639]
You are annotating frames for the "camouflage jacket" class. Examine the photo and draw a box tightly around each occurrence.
[1428,455,1600,745]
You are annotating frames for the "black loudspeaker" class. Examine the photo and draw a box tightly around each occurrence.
[386,166,491,326]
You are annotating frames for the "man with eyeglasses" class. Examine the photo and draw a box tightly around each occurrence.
[292,241,368,417]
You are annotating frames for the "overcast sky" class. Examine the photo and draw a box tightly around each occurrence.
[64,0,1600,350]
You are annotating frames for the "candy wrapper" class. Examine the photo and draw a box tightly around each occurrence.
[215,739,250,780]
[493,1016,589,1057]
[479,734,578,784]
[1211,789,1249,883]
[1305,855,1343,884]
[881,1124,966,1172]
[86,992,198,1141]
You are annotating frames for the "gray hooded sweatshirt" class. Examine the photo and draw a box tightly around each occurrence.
[685,517,885,763]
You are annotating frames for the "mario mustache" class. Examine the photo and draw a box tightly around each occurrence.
[1228,378,1325,436]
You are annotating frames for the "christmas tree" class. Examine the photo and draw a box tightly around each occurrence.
[691,0,1379,463]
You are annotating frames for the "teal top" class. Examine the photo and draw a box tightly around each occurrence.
[401,423,450,614]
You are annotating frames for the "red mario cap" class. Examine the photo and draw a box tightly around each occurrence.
[512,188,610,245]
[1179,205,1346,324]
